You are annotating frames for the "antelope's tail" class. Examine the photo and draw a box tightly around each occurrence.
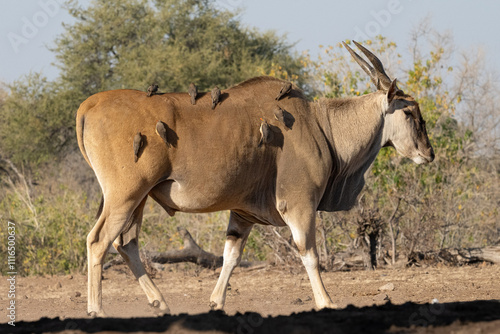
[76,102,93,168]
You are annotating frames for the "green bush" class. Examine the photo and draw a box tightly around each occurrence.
[0,187,96,275]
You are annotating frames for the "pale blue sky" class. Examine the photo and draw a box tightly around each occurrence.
[1,0,500,84]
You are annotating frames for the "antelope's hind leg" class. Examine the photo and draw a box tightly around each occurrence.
[113,197,170,315]
[87,194,147,317]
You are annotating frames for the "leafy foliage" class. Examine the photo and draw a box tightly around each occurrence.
[0,186,95,275]
[54,0,304,96]
[0,74,77,167]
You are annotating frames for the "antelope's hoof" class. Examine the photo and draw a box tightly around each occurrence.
[209,301,226,313]
[88,310,107,318]
[319,302,338,310]
[149,300,170,316]
[209,301,218,311]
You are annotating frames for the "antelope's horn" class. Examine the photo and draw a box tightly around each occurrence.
[342,41,379,88]
[352,40,393,90]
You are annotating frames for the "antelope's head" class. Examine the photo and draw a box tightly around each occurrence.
[344,41,435,164]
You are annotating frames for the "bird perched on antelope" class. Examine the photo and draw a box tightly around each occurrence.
[147,84,159,97]
[275,81,292,100]
[211,86,221,110]
[188,83,198,105]
[133,132,144,162]
[258,118,273,147]
[273,105,295,130]
[155,121,171,147]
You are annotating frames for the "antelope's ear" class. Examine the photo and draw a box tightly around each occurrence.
[387,79,398,104]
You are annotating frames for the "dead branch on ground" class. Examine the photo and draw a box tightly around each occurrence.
[149,227,223,269]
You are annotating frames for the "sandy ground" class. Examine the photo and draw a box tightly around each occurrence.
[2,263,500,333]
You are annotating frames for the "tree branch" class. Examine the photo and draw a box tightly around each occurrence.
[150,227,223,269]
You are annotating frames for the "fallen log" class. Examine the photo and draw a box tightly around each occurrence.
[149,227,223,269]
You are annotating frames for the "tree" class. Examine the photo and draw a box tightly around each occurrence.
[53,0,304,99]
[0,73,76,167]
[453,49,500,157]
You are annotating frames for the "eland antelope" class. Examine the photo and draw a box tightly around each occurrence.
[76,41,434,317]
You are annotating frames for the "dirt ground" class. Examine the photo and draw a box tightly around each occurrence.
[2,263,500,333]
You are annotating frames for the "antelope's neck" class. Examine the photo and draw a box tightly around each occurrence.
[318,93,386,175]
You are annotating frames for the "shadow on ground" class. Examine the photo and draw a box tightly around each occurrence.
[3,300,500,334]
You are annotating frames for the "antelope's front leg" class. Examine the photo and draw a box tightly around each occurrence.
[287,208,337,309]
[209,211,253,310]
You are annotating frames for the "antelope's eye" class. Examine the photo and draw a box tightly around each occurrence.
[402,108,412,116]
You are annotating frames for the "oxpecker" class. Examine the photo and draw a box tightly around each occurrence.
[275,82,292,101]
[274,106,294,130]
[133,132,144,162]
[155,121,171,147]
[258,118,273,147]
[211,86,221,110]
[188,83,198,105]
[147,84,159,97]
